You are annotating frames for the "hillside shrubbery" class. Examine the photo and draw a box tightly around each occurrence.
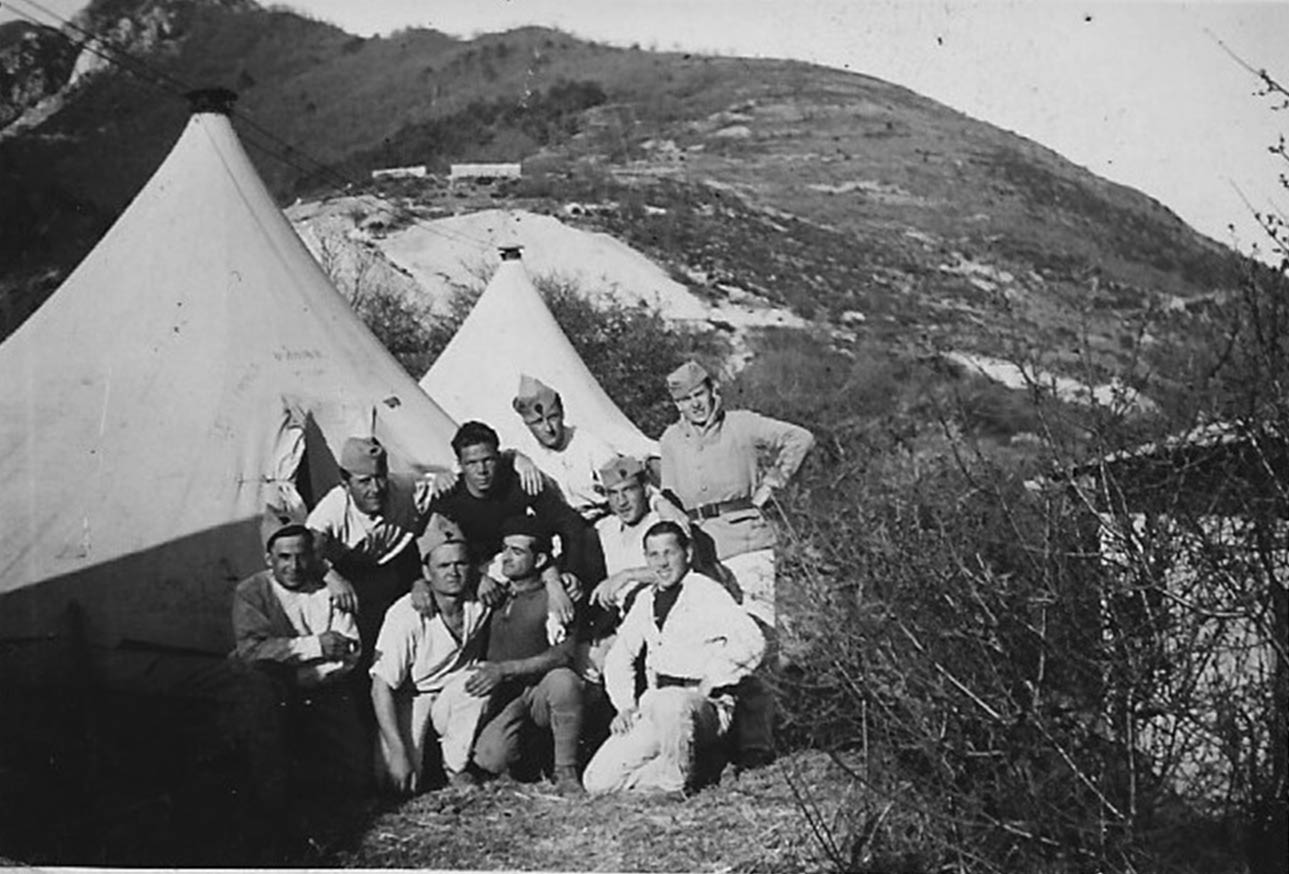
[720,314,1284,873]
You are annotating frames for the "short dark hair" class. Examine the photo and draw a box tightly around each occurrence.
[452,420,500,457]
[500,515,552,555]
[266,524,314,552]
[643,520,689,551]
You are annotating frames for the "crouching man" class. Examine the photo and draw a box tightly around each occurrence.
[582,521,764,796]
[229,517,368,814]
[370,515,491,794]
[468,516,585,795]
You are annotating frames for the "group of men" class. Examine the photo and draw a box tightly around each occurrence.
[229,360,814,807]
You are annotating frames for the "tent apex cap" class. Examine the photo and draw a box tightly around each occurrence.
[185,88,238,115]
[499,245,524,261]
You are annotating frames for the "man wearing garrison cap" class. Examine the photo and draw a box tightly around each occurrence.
[571,455,693,742]
[511,374,620,522]
[589,455,691,616]
[229,510,369,815]
[307,436,439,664]
[659,360,815,770]
[370,514,491,794]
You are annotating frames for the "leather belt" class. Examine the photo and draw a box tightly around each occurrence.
[686,498,754,521]
[656,673,738,698]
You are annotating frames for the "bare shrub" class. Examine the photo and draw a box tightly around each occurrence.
[728,302,1283,872]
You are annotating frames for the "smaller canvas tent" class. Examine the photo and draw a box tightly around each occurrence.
[419,248,659,459]
[0,90,460,689]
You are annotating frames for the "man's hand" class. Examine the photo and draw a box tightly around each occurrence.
[512,452,543,496]
[385,749,419,795]
[325,573,358,613]
[750,482,774,509]
[477,574,506,607]
[589,577,619,610]
[560,571,584,604]
[465,661,507,697]
[546,613,568,646]
[410,577,437,617]
[546,575,576,625]
[590,569,650,610]
[318,630,355,660]
[430,469,459,498]
[696,677,715,698]
[610,706,641,736]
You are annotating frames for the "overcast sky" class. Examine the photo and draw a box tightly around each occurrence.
[6,0,1287,262]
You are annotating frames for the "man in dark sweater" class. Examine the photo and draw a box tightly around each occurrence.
[465,516,585,796]
[429,420,605,621]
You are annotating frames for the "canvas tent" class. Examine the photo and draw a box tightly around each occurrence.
[0,91,459,688]
[419,249,658,460]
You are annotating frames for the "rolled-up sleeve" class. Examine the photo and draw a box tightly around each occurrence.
[369,603,415,690]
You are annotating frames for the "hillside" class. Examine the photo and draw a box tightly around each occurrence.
[0,0,1253,409]
[1,3,1283,871]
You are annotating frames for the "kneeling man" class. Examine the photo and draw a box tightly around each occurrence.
[370,515,491,794]
[583,521,764,795]
[469,516,585,795]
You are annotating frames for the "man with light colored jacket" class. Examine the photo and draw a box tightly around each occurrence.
[658,360,814,768]
[230,516,368,812]
[582,521,764,795]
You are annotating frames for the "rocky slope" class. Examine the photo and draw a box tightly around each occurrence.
[0,0,1257,415]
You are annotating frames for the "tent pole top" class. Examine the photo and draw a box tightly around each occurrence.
[185,88,239,116]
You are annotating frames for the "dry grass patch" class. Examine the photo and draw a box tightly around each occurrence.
[337,751,851,871]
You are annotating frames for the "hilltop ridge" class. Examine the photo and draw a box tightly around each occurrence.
[0,0,1254,411]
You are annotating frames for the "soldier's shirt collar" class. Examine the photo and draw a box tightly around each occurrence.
[681,403,726,438]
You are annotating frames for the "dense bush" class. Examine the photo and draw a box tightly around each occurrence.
[723,321,1281,872]
[350,285,437,380]
[771,443,1147,872]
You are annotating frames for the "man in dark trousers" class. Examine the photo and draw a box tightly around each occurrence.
[229,516,368,818]
[466,516,585,796]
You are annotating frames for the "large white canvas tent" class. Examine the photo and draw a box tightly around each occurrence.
[419,249,658,460]
[0,91,459,686]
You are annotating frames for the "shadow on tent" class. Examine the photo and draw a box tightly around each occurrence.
[0,521,379,865]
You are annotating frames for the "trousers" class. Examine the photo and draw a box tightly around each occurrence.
[374,670,488,784]
[473,667,584,775]
[582,687,732,794]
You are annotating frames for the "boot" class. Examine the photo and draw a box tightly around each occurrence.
[553,765,585,797]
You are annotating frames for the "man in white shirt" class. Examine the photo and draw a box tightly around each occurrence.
[590,455,689,611]
[582,521,764,796]
[307,436,436,663]
[512,375,619,522]
[370,515,491,794]
[230,516,368,813]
